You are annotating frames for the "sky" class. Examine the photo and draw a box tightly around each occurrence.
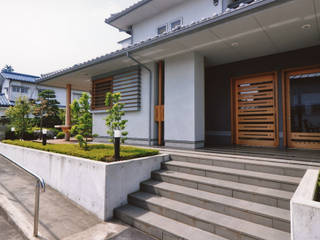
[0,0,137,76]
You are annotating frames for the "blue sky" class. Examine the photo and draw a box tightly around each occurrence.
[0,0,136,76]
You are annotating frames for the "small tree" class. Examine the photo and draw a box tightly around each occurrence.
[70,93,92,149]
[1,65,14,73]
[105,92,128,145]
[5,97,31,139]
[32,90,61,137]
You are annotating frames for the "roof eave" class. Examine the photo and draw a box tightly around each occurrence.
[38,0,290,84]
[105,0,153,25]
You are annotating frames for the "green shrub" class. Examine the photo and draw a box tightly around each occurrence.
[56,132,65,139]
[2,140,159,162]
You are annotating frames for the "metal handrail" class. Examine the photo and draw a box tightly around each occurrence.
[0,153,45,237]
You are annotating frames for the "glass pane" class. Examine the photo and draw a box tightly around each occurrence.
[171,20,181,30]
[290,75,320,133]
[157,25,167,35]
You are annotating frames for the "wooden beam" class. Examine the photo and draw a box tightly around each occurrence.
[65,84,71,141]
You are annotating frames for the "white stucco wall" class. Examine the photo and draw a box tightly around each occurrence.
[164,52,205,148]
[132,0,222,43]
[291,169,320,240]
[92,64,157,144]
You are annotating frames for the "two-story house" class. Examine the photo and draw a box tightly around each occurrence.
[0,70,84,107]
[37,0,320,151]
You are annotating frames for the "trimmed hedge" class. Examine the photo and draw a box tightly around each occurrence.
[2,140,159,162]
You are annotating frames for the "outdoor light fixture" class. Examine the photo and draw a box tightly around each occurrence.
[231,42,239,47]
[11,127,15,132]
[114,130,121,161]
[42,129,47,146]
[301,24,312,30]
[213,0,219,6]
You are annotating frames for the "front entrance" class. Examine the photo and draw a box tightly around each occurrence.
[284,66,320,150]
[231,73,279,147]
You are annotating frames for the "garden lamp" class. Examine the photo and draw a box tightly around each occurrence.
[42,129,47,146]
[114,130,121,161]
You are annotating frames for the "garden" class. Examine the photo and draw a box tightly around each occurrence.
[1,90,158,162]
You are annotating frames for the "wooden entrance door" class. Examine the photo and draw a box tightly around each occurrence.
[284,67,320,150]
[232,73,279,147]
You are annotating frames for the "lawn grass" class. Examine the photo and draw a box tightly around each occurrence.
[2,140,159,162]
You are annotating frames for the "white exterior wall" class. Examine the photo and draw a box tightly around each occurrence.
[164,52,205,148]
[1,79,83,106]
[93,63,157,145]
[132,0,222,43]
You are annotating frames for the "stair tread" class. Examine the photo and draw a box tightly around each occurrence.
[165,161,301,184]
[142,180,290,222]
[166,150,320,169]
[153,170,293,200]
[116,205,228,240]
[130,192,290,240]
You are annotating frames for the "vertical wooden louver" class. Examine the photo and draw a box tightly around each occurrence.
[232,73,278,147]
[91,68,141,111]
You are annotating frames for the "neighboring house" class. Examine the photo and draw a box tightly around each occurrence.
[0,71,84,107]
[38,0,320,150]
[0,93,11,117]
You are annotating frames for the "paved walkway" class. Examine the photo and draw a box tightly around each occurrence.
[0,214,25,240]
[0,155,154,240]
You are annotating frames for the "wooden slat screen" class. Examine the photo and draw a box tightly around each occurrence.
[234,74,278,147]
[92,68,141,111]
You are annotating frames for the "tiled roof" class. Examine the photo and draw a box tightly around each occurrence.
[0,94,12,107]
[105,0,152,23]
[38,0,270,82]
[1,72,40,83]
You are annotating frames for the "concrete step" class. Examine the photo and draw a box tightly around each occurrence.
[0,214,25,240]
[128,192,290,240]
[170,154,308,177]
[140,180,290,232]
[163,161,300,191]
[152,170,292,209]
[115,204,229,240]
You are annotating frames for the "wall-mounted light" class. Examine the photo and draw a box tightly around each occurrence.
[231,42,239,48]
[301,24,312,30]
[213,0,219,6]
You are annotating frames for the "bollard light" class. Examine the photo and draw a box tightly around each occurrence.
[11,127,15,140]
[42,129,47,146]
[114,130,121,161]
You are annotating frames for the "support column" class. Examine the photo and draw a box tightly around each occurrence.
[164,52,205,149]
[65,84,71,141]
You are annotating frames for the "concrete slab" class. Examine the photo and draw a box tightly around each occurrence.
[0,214,25,240]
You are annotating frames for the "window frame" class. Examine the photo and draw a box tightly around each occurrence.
[157,24,168,35]
[170,17,183,30]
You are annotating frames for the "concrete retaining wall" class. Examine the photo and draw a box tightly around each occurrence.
[0,143,168,220]
[291,169,320,240]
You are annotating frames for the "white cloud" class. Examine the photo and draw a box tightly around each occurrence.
[0,0,136,76]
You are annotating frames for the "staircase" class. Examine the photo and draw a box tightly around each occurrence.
[115,152,313,240]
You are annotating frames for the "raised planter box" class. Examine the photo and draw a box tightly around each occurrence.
[0,142,169,220]
[291,169,320,240]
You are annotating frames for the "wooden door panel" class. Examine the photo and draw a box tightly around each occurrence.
[233,73,278,147]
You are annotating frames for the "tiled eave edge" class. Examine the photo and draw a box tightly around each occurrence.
[37,0,287,84]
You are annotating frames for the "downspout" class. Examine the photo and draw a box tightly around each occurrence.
[126,52,152,146]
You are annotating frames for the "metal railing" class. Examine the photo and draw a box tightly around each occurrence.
[0,154,45,237]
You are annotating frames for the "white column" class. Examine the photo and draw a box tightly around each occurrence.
[164,52,205,149]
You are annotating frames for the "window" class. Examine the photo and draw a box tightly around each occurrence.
[157,25,167,35]
[92,68,141,111]
[12,86,29,93]
[73,93,82,100]
[170,18,182,30]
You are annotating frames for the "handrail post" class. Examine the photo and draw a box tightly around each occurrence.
[33,181,40,237]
